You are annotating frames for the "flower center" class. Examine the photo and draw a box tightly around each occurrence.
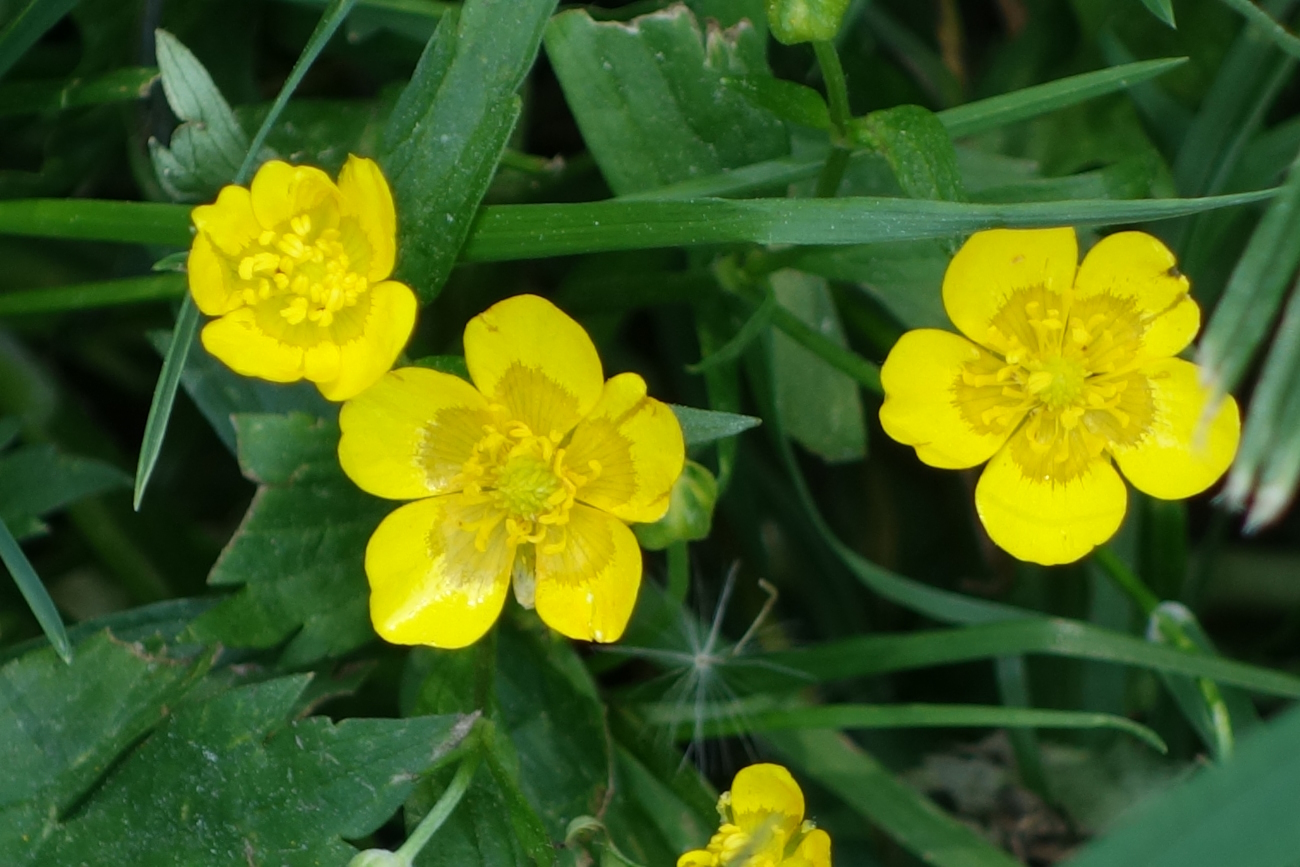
[236,213,368,328]
[953,287,1156,484]
[453,415,602,553]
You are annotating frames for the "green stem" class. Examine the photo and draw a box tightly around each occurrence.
[813,40,852,198]
[394,754,480,863]
[1093,546,1160,615]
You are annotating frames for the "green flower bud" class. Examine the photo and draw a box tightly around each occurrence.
[348,849,408,867]
[766,0,851,44]
[634,461,718,550]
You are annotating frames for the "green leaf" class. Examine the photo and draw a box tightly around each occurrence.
[380,0,557,303]
[0,443,129,537]
[723,74,830,130]
[634,461,718,550]
[148,30,248,202]
[37,676,468,866]
[669,404,761,446]
[0,0,79,82]
[1139,0,1177,28]
[1063,702,1300,867]
[188,413,391,665]
[544,6,787,196]
[645,700,1167,752]
[132,297,198,511]
[770,270,867,462]
[1216,0,1300,61]
[146,330,334,453]
[0,273,186,315]
[791,240,951,330]
[0,517,70,663]
[0,631,212,858]
[766,728,1022,867]
[849,105,966,202]
[0,66,158,117]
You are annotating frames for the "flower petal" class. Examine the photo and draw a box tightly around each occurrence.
[338,155,396,282]
[943,228,1078,353]
[975,443,1127,565]
[879,329,1018,469]
[1074,231,1199,359]
[567,373,685,523]
[339,366,493,500]
[191,184,259,256]
[464,295,604,437]
[788,829,832,867]
[315,280,418,401]
[730,764,805,838]
[365,496,513,649]
[1112,358,1240,500]
[249,159,339,230]
[534,504,640,643]
[187,231,244,316]
[201,309,304,383]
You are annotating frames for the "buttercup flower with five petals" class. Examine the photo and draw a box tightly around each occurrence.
[880,228,1240,565]
[678,764,830,867]
[188,155,417,401]
[338,294,685,648]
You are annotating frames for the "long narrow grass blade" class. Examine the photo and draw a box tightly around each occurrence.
[0,0,78,82]
[1216,0,1300,60]
[133,298,199,510]
[133,0,357,510]
[0,66,158,117]
[0,515,71,663]
[646,701,1167,753]
[0,273,185,315]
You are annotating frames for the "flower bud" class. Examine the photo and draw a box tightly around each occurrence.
[348,849,408,867]
[766,0,851,44]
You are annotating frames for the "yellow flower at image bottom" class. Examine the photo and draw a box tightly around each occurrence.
[187,155,417,401]
[339,294,685,648]
[678,764,830,867]
[880,228,1239,566]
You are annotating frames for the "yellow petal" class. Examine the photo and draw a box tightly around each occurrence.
[303,341,341,383]
[975,443,1127,565]
[730,764,805,837]
[1112,358,1240,500]
[365,496,513,649]
[879,329,1017,469]
[676,850,715,867]
[248,159,339,230]
[534,504,640,643]
[315,280,418,401]
[566,373,685,523]
[943,228,1078,353]
[200,308,304,383]
[788,829,832,867]
[338,155,397,282]
[187,231,244,316]
[1074,231,1199,359]
[339,366,494,500]
[191,184,259,256]
[464,295,604,437]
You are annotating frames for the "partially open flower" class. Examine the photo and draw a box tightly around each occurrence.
[338,294,685,648]
[678,764,830,867]
[880,228,1240,565]
[187,156,417,401]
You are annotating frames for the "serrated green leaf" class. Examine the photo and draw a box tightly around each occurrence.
[0,632,213,860]
[545,6,787,196]
[37,676,467,866]
[770,269,866,462]
[849,104,965,202]
[147,330,334,453]
[148,30,248,202]
[188,413,390,665]
[0,442,129,538]
[669,404,761,446]
[380,0,556,303]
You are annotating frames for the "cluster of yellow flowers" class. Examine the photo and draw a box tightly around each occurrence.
[189,155,1243,867]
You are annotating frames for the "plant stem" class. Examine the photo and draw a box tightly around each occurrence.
[1093,546,1160,615]
[813,40,852,197]
[394,754,480,863]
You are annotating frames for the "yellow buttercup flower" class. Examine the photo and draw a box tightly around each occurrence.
[880,228,1240,565]
[187,155,417,401]
[338,294,685,648]
[678,764,831,867]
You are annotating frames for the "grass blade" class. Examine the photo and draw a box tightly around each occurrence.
[1216,0,1300,60]
[134,0,357,510]
[645,700,1168,753]
[0,66,158,117]
[0,515,71,663]
[0,274,185,315]
[0,0,78,82]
